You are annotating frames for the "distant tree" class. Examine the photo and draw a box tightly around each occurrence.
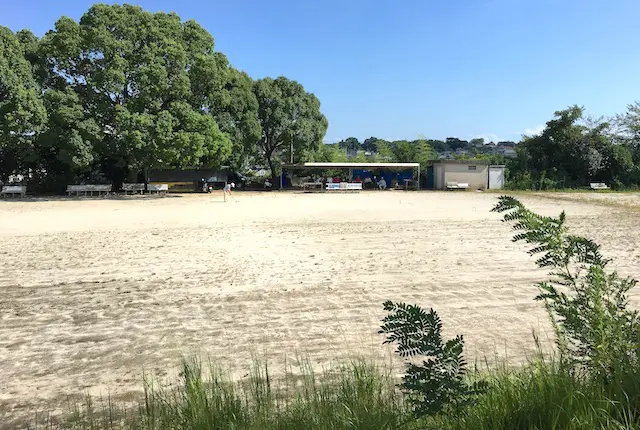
[614,102,640,163]
[445,137,469,151]
[0,26,46,182]
[512,105,631,188]
[390,140,415,162]
[362,136,379,153]
[374,140,396,162]
[337,137,361,155]
[427,139,448,153]
[413,140,437,170]
[253,76,328,186]
[470,138,485,147]
[353,151,369,163]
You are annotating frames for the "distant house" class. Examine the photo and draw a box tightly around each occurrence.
[503,148,517,158]
[437,151,454,160]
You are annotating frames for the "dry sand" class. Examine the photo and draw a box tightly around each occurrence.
[1,190,639,424]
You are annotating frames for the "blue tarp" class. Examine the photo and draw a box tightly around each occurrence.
[351,169,414,187]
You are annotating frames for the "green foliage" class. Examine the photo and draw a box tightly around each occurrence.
[492,196,640,382]
[208,68,262,172]
[442,356,640,430]
[29,357,412,430]
[373,140,396,162]
[41,4,234,180]
[253,76,328,184]
[0,26,47,182]
[379,301,486,417]
[509,105,640,189]
[336,137,361,154]
[0,5,269,187]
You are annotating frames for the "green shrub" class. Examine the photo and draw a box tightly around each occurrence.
[492,195,640,383]
[379,301,486,418]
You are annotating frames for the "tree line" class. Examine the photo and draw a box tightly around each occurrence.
[3,4,640,191]
[509,105,640,189]
[309,104,640,190]
[0,4,327,190]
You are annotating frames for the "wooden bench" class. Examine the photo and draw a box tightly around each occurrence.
[147,183,168,195]
[303,182,323,193]
[67,184,112,197]
[590,182,609,190]
[0,185,26,198]
[446,182,469,190]
[122,183,145,195]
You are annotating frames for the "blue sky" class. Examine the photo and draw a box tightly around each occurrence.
[3,0,640,143]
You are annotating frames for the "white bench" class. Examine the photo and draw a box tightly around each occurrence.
[147,183,168,195]
[0,185,26,198]
[122,183,145,194]
[590,182,609,190]
[67,184,112,197]
[446,182,469,190]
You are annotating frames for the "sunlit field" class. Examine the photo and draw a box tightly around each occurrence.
[1,191,639,426]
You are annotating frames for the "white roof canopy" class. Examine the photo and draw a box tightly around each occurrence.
[283,162,419,169]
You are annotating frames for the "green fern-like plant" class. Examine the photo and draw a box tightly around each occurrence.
[379,301,486,417]
[492,195,640,381]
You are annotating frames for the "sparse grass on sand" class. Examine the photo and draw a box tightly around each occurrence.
[25,353,640,430]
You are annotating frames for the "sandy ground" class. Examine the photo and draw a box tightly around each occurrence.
[1,190,639,425]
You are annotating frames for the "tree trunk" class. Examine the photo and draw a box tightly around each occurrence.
[266,153,279,189]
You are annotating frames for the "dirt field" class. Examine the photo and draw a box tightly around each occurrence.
[1,190,639,423]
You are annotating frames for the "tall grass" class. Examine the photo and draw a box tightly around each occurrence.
[441,358,640,430]
[29,357,415,430]
[28,353,640,430]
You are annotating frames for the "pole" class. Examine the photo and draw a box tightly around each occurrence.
[290,130,293,164]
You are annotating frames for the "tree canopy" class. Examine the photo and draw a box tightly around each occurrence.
[0,4,281,189]
[253,76,328,184]
[0,26,46,182]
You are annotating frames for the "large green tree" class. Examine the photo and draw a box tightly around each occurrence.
[253,76,328,185]
[41,4,233,182]
[208,68,261,172]
[0,26,46,182]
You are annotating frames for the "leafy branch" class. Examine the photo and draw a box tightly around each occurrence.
[492,195,639,380]
[379,301,486,417]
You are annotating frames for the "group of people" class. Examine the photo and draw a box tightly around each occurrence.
[357,175,387,190]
